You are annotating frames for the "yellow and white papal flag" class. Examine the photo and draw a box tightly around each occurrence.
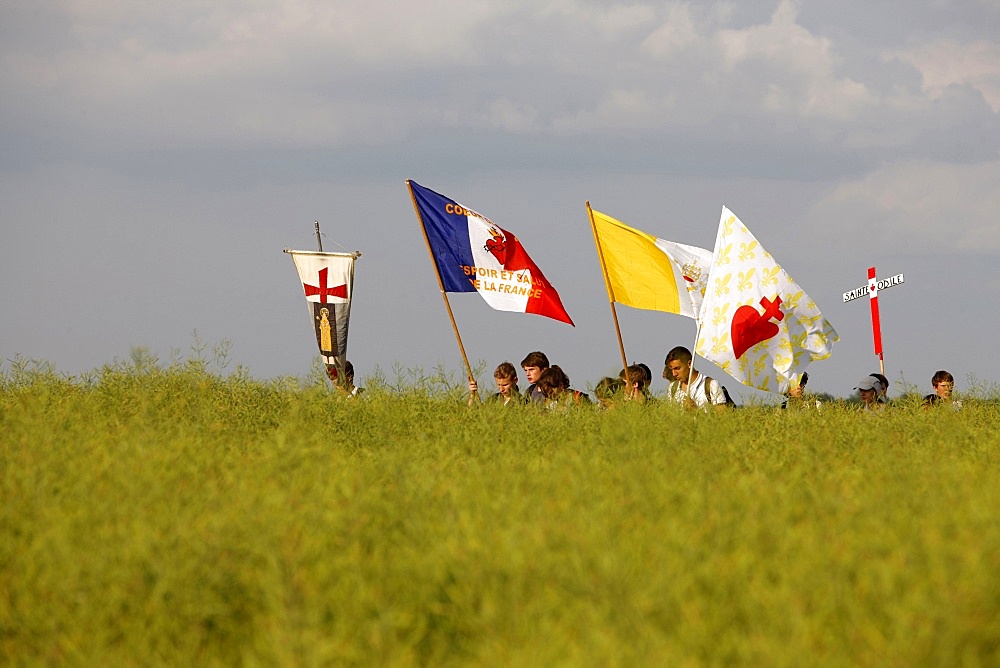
[695,207,838,394]
[589,208,713,319]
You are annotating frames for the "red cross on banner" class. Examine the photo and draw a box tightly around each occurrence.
[303,267,347,302]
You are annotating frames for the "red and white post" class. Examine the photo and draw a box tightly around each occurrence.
[842,266,905,377]
[867,267,884,375]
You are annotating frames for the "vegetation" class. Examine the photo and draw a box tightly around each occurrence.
[2,349,999,665]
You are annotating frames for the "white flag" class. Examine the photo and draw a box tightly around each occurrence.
[695,207,838,394]
[287,250,361,378]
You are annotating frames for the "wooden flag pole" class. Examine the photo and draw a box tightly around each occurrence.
[686,320,703,402]
[312,221,343,386]
[406,180,480,402]
[586,201,629,376]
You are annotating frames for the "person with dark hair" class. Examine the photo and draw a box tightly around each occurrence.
[619,364,651,403]
[924,370,961,409]
[536,365,590,408]
[521,351,550,404]
[870,373,890,403]
[932,370,954,400]
[663,346,726,411]
[637,363,653,391]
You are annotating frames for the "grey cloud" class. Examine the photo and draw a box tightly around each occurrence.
[809,160,1000,253]
[3,0,996,177]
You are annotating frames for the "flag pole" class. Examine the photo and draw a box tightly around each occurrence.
[406,180,480,402]
[311,220,348,389]
[586,201,629,375]
[685,320,703,402]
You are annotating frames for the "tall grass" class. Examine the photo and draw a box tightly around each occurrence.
[2,354,999,665]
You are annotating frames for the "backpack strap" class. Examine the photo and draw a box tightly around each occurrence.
[703,376,713,402]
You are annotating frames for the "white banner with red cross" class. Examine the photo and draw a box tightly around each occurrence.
[286,249,361,378]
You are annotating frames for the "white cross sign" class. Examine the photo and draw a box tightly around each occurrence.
[843,272,904,303]
[842,267,905,374]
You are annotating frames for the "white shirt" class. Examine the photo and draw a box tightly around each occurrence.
[669,373,725,409]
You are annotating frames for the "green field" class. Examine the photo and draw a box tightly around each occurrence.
[3,353,999,665]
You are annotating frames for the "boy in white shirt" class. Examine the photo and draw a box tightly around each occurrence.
[663,346,727,412]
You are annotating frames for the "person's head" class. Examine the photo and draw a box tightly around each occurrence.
[855,375,883,406]
[932,370,954,399]
[870,373,889,399]
[536,365,569,399]
[637,363,653,389]
[621,365,646,397]
[594,376,625,408]
[493,361,518,397]
[344,360,355,386]
[521,351,550,385]
[663,346,693,382]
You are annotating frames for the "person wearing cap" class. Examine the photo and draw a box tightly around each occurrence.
[855,375,885,410]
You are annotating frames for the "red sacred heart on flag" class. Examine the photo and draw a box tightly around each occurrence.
[731,295,784,359]
[484,226,507,265]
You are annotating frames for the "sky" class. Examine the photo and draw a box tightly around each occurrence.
[2,0,999,401]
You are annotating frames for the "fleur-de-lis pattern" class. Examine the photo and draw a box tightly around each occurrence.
[711,304,731,327]
[713,273,732,298]
[760,266,781,289]
[738,241,758,262]
[737,269,756,292]
[717,242,733,266]
[695,207,839,394]
[710,333,730,356]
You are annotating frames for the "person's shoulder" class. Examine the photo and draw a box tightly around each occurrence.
[701,375,727,402]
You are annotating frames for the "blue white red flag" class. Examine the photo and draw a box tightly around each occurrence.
[408,180,574,325]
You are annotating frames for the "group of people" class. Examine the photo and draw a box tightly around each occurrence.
[466,347,732,411]
[329,353,960,412]
[849,369,960,411]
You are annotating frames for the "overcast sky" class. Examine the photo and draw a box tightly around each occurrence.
[3,0,999,400]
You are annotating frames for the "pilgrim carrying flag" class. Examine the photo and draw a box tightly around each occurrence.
[408,180,573,325]
[286,249,361,378]
[590,209,713,319]
[694,207,838,394]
